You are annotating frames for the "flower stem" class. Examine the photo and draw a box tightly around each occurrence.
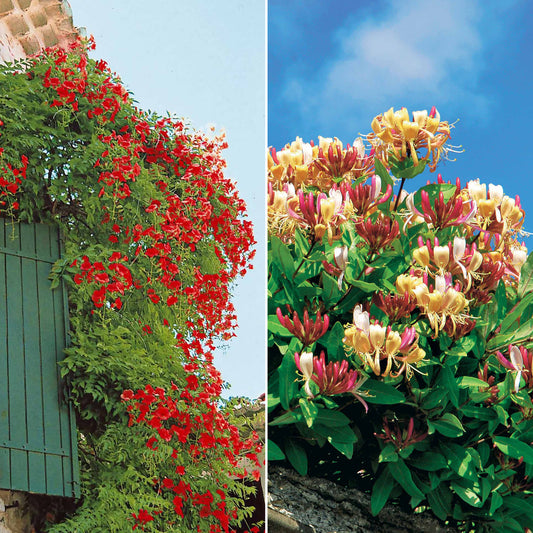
[393,177,406,211]
[292,240,317,279]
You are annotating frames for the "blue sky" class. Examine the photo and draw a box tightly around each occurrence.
[269,0,533,245]
[67,1,266,399]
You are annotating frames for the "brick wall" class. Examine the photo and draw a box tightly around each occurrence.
[0,0,78,62]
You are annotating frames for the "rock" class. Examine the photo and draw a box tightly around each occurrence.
[268,465,458,533]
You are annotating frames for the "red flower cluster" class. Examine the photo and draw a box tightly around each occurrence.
[4,37,256,351]
[123,380,262,532]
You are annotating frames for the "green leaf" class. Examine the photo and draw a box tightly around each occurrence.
[456,376,491,388]
[388,458,425,499]
[270,236,295,277]
[321,271,342,306]
[319,321,346,361]
[268,314,291,337]
[493,436,533,465]
[299,398,318,428]
[414,452,447,471]
[511,389,533,409]
[378,443,399,463]
[268,439,285,461]
[278,347,299,410]
[428,413,465,438]
[421,386,449,410]
[285,438,308,476]
[267,393,280,411]
[427,483,452,521]
[518,252,533,298]
[314,408,351,427]
[489,491,503,515]
[373,157,394,191]
[313,423,357,458]
[450,482,483,508]
[494,404,509,427]
[390,156,427,180]
[327,426,357,459]
[361,380,405,405]
[293,226,311,257]
[438,366,459,408]
[505,495,533,525]
[440,443,477,481]
[270,409,303,426]
[500,292,533,333]
[348,279,380,293]
[371,466,395,516]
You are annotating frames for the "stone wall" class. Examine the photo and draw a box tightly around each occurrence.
[0,0,78,63]
[268,465,459,533]
[0,490,30,533]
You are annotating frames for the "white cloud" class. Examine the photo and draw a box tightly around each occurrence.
[284,0,495,133]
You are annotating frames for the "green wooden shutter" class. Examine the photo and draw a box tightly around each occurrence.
[0,220,79,498]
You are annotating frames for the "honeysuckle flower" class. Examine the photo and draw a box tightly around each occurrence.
[410,273,470,337]
[277,307,329,346]
[376,417,427,451]
[509,245,528,271]
[413,236,483,291]
[287,189,346,244]
[318,135,334,152]
[344,306,423,377]
[322,245,349,289]
[395,273,425,295]
[340,174,392,218]
[464,254,505,305]
[294,351,315,398]
[464,180,526,249]
[267,182,297,240]
[354,215,399,253]
[477,363,499,404]
[294,351,366,406]
[367,106,452,172]
[405,182,476,230]
[372,291,417,322]
[496,345,533,392]
[443,315,476,340]
[268,138,314,187]
[334,245,349,289]
[312,136,374,183]
[413,245,430,268]
[334,245,349,271]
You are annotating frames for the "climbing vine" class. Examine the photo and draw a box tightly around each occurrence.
[0,38,262,532]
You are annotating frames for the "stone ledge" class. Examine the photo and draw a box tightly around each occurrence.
[268,465,459,533]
